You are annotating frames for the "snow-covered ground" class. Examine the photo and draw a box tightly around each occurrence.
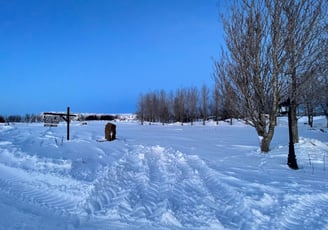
[0,117,327,229]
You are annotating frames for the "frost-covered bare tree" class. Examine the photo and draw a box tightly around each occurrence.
[174,88,186,125]
[141,92,159,125]
[136,94,146,125]
[212,84,220,125]
[200,84,209,125]
[318,5,328,127]
[214,56,240,125]
[215,0,326,152]
[321,76,328,127]
[318,29,328,127]
[299,79,319,127]
[281,0,324,143]
[215,0,276,152]
[158,90,169,125]
[186,87,198,125]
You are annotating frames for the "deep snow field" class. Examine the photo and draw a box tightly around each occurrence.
[0,117,327,230]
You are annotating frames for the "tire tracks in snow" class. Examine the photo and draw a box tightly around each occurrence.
[0,162,92,218]
[83,144,266,229]
[0,126,94,219]
[273,192,328,229]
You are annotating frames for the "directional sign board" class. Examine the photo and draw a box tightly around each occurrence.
[44,115,60,127]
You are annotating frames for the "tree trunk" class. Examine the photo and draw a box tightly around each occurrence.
[257,114,276,153]
[260,136,271,152]
[290,102,299,143]
[308,114,313,128]
[306,103,314,127]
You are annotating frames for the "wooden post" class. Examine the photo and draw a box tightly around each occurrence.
[67,106,70,140]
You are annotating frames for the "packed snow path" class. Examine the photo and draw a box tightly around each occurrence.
[0,119,327,229]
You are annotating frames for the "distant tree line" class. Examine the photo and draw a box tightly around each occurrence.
[0,114,43,123]
[136,84,225,125]
[0,113,118,123]
[137,79,327,127]
[77,114,117,121]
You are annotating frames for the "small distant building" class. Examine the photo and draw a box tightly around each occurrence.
[0,116,5,123]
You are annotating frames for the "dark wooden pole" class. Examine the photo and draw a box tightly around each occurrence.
[287,98,298,170]
[67,106,70,140]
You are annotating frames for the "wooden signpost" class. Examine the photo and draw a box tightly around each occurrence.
[43,107,76,140]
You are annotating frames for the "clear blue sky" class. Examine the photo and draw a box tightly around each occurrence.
[0,0,224,115]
